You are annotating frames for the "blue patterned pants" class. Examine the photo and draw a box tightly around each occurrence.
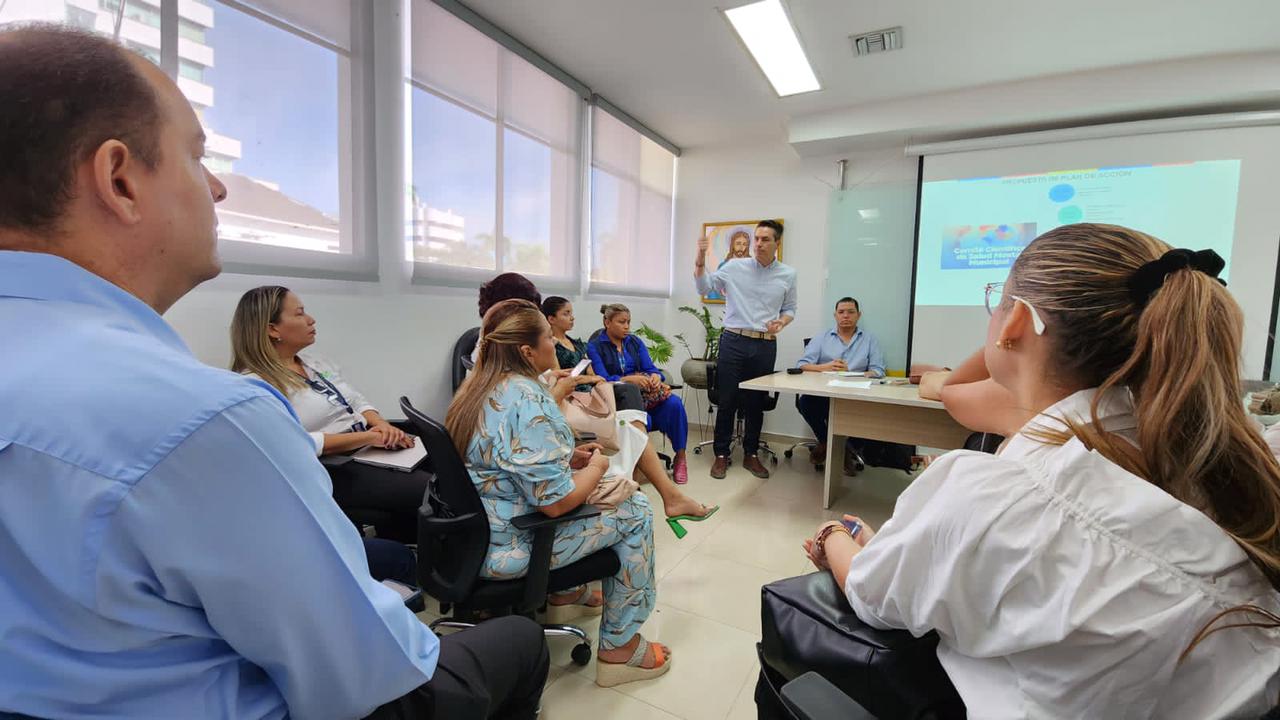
[482,492,655,650]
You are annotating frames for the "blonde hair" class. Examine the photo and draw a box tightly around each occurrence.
[230,286,306,397]
[600,303,630,323]
[444,299,546,455]
[1006,224,1280,652]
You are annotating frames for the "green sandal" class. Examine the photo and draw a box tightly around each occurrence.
[665,504,719,539]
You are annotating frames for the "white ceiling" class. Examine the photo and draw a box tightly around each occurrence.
[460,0,1280,150]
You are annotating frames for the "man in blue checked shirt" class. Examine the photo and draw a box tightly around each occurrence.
[795,297,885,467]
[0,25,545,720]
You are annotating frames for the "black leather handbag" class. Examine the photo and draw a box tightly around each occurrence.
[757,572,966,720]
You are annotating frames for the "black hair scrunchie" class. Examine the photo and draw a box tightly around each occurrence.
[1127,248,1227,308]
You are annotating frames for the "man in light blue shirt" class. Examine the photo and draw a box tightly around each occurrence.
[795,297,891,470]
[0,25,546,719]
[695,220,797,479]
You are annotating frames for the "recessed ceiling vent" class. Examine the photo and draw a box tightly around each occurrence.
[851,27,902,56]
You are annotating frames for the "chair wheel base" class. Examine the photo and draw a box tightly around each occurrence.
[693,447,702,455]
[571,643,592,666]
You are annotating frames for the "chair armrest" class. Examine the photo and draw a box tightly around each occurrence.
[511,504,603,531]
[421,512,484,534]
[781,672,878,720]
[512,504,606,613]
[667,383,684,390]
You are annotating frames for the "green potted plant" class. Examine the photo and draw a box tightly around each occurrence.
[674,305,722,389]
[633,323,674,371]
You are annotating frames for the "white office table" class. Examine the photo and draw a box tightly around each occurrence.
[739,371,970,508]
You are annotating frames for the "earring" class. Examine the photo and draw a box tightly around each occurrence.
[995,339,1015,350]
[270,337,280,344]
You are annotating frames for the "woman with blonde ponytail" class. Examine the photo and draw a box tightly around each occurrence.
[801,224,1280,717]
[446,299,673,688]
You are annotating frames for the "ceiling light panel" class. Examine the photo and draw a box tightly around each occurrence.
[724,0,821,97]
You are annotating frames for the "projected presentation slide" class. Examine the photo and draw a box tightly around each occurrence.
[915,159,1242,306]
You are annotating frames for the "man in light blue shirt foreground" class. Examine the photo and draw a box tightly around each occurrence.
[694,220,797,480]
[0,25,546,719]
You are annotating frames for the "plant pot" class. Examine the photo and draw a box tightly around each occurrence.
[681,358,714,390]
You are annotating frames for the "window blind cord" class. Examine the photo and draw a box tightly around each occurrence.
[112,0,126,42]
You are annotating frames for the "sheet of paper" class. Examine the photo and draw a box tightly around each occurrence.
[828,379,874,389]
[353,442,427,471]
[820,371,866,377]
[380,579,417,601]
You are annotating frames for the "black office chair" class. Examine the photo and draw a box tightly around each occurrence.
[777,672,879,720]
[399,397,620,666]
[451,327,480,392]
[785,337,822,468]
[692,362,780,464]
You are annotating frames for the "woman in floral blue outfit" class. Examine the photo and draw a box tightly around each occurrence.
[444,299,672,688]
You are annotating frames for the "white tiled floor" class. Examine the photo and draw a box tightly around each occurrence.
[423,443,918,720]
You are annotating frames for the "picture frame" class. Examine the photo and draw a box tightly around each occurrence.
[699,218,785,304]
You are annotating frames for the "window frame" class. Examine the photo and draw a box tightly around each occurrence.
[204,0,378,282]
[405,3,587,294]
[586,100,679,298]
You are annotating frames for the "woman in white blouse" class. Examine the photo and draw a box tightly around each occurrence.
[803,224,1280,718]
[232,286,423,542]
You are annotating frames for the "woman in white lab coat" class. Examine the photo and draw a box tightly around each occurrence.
[804,224,1280,718]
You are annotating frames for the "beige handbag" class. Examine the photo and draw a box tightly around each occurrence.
[586,473,640,508]
[560,383,621,450]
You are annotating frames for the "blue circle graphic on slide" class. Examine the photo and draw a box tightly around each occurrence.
[1049,183,1076,202]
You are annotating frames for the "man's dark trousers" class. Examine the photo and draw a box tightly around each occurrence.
[713,330,777,457]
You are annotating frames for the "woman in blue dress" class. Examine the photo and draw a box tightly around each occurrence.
[444,299,671,688]
[543,296,715,523]
[587,303,691,484]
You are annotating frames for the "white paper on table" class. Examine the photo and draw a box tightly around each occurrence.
[828,379,874,389]
[821,371,866,377]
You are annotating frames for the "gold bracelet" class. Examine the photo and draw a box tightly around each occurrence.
[813,524,852,565]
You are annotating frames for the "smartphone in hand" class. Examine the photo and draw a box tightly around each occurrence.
[840,518,862,539]
[570,358,592,377]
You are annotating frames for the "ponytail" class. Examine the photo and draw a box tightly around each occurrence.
[1009,224,1280,650]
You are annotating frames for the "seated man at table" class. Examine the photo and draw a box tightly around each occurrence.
[795,297,889,470]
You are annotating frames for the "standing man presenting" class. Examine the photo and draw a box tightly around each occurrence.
[694,220,797,479]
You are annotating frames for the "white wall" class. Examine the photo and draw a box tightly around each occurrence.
[789,51,1280,155]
